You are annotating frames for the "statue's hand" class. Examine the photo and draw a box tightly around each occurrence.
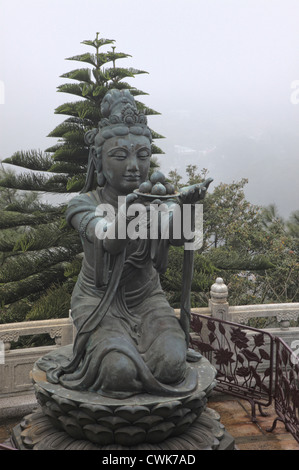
[124,193,152,225]
[126,193,139,206]
[179,178,213,204]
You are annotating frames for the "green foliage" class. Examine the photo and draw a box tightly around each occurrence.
[10,221,78,252]
[66,174,86,192]
[0,246,78,283]
[167,169,183,188]
[0,227,27,251]
[63,255,83,283]
[160,246,217,308]
[0,298,32,324]
[207,247,274,271]
[0,261,70,305]
[0,168,68,192]
[287,210,299,238]
[2,150,53,171]
[167,164,299,307]
[25,283,73,321]
[0,211,49,229]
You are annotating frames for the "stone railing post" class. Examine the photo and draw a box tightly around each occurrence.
[0,331,20,352]
[209,277,229,321]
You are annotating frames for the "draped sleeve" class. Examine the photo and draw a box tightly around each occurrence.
[65,191,111,287]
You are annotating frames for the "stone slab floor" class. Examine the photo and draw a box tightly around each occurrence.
[0,393,298,451]
[208,393,299,451]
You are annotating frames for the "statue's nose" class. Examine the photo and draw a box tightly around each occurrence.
[126,155,138,172]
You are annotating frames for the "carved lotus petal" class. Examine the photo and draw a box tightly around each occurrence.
[43,409,59,425]
[151,401,181,418]
[58,416,85,440]
[52,394,77,413]
[114,426,146,446]
[79,403,113,420]
[68,410,95,427]
[83,424,114,445]
[183,394,206,411]
[97,416,129,430]
[170,412,197,437]
[134,414,163,431]
[21,429,35,448]
[44,401,62,418]
[21,415,50,447]
[115,405,150,422]
[167,407,190,423]
[146,421,175,443]
[34,385,51,406]
[193,405,206,418]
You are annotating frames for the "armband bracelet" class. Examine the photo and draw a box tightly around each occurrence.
[79,213,99,240]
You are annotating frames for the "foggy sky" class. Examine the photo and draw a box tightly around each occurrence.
[1,0,299,217]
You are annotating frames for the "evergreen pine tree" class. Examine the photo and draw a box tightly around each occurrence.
[0,33,163,323]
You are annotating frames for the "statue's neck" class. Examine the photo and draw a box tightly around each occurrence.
[101,184,126,208]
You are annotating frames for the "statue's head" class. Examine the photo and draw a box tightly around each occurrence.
[82,89,152,195]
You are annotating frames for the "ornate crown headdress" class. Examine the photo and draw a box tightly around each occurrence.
[81,89,151,193]
[99,89,148,128]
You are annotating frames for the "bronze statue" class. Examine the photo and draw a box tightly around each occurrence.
[38,89,212,399]
[13,89,236,450]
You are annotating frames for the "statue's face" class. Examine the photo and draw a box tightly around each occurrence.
[101,133,151,195]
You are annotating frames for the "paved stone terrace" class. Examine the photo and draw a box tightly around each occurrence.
[0,392,298,451]
[208,393,299,451]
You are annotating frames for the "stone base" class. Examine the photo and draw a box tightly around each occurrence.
[30,349,219,446]
[12,406,235,450]
[11,347,235,450]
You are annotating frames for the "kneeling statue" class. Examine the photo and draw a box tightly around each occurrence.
[38,89,212,400]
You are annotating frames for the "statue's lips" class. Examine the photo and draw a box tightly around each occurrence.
[123,175,140,181]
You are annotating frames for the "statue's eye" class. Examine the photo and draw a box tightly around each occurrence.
[109,149,127,159]
[138,150,150,159]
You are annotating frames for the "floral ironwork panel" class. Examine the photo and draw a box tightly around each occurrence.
[270,337,299,443]
[190,313,275,415]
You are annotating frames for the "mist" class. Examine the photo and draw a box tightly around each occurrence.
[1,0,299,217]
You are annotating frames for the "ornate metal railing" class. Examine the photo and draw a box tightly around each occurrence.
[190,313,299,444]
[267,337,299,443]
[190,313,275,422]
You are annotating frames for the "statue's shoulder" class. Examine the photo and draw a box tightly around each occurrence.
[67,190,101,208]
[65,191,102,226]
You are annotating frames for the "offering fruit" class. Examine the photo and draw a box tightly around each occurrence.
[151,182,167,196]
[136,171,176,196]
[138,181,152,193]
[164,182,175,194]
[150,171,166,185]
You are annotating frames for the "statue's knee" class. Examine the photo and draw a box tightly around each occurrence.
[101,352,137,389]
[153,338,187,384]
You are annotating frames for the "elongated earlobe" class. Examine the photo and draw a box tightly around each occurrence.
[80,148,96,193]
[94,146,106,187]
[97,172,106,187]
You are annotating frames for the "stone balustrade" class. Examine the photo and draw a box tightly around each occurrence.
[0,317,73,398]
[209,277,299,330]
[0,317,73,351]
